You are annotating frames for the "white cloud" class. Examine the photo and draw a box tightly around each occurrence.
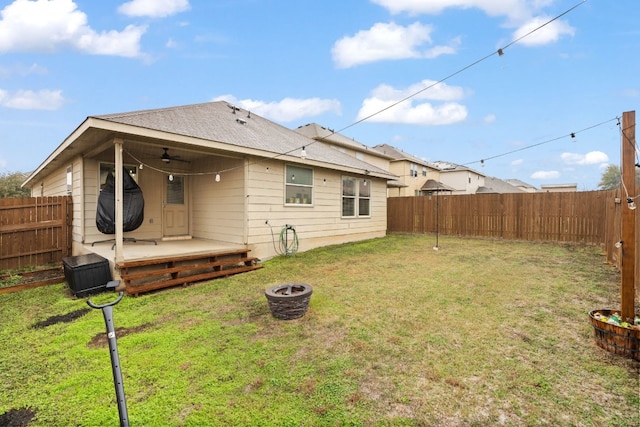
[118,0,190,18]
[0,0,146,57]
[372,0,575,47]
[356,80,467,125]
[0,88,65,110]
[371,0,533,21]
[483,114,496,124]
[332,22,457,68]
[511,159,523,166]
[531,170,560,180]
[560,151,609,166]
[212,95,342,123]
[512,17,575,47]
[0,63,48,79]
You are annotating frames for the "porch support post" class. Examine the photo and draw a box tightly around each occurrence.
[114,138,125,265]
[243,157,249,245]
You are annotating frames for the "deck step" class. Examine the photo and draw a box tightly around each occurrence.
[117,249,262,296]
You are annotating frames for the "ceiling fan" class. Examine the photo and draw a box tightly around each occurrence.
[160,147,190,164]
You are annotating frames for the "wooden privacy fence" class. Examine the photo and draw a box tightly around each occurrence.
[0,196,72,271]
[388,190,622,254]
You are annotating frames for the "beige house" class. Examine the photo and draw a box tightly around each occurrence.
[22,101,395,288]
[371,144,442,197]
[541,183,578,192]
[430,161,486,195]
[505,179,538,193]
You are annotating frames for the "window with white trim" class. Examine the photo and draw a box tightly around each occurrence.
[342,176,370,217]
[285,165,313,205]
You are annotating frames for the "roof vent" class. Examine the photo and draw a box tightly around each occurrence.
[236,118,247,125]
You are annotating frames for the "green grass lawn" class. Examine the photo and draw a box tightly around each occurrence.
[1,234,638,426]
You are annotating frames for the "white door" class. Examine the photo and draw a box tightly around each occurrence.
[163,175,189,237]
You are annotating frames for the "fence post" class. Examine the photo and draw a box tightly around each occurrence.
[620,111,636,323]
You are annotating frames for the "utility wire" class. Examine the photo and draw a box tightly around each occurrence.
[135,0,589,179]
[463,116,618,167]
[314,0,589,145]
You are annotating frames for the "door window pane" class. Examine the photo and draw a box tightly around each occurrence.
[167,176,184,204]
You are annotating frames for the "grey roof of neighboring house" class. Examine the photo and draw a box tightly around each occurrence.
[371,144,435,167]
[504,178,537,190]
[294,123,393,159]
[25,101,395,186]
[478,177,526,194]
[430,160,485,177]
[421,179,455,192]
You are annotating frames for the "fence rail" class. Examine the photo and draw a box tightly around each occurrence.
[388,190,624,265]
[0,196,72,271]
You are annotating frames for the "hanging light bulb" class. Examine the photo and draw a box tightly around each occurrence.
[570,132,576,142]
[139,163,143,170]
[215,172,221,182]
[615,241,623,249]
[168,174,174,182]
[291,174,295,181]
[363,179,368,186]
[300,146,307,159]
[627,197,636,210]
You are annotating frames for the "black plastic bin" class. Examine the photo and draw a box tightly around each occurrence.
[62,254,112,297]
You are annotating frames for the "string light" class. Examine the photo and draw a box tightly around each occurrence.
[463,117,618,167]
[615,241,623,249]
[300,146,307,159]
[627,197,636,210]
[168,174,173,182]
[215,172,221,182]
[119,2,587,186]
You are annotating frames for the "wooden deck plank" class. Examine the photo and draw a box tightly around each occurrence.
[126,264,262,296]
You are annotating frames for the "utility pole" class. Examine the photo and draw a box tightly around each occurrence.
[620,111,636,322]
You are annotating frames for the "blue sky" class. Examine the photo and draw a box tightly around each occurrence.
[0,0,637,190]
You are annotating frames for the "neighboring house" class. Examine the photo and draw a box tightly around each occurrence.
[476,177,526,194]
[541,183,578,192]
[294,123,394,173]
[22,101,396,277]
[371,144,441,197]
[505,179,538,193]
[430,161,486,195]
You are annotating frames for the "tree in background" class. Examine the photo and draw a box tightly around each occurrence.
[0,172,31,198]
[598,165,621,190]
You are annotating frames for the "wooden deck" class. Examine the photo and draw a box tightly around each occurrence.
[83,239,262,296]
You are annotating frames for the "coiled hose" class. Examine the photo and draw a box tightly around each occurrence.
[278,225,299,256]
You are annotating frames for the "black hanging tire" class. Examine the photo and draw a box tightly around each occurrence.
[265,283,313,320]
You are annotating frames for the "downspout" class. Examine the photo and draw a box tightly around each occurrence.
[114,138,124,266]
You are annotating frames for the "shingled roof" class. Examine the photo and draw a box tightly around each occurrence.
[94,101,392,177]
[25,101,395,186]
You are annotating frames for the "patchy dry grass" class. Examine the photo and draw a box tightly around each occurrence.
[1,234,638,426]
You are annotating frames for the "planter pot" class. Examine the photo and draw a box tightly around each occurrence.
[265,283,312,320]
[589,309,640,361]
